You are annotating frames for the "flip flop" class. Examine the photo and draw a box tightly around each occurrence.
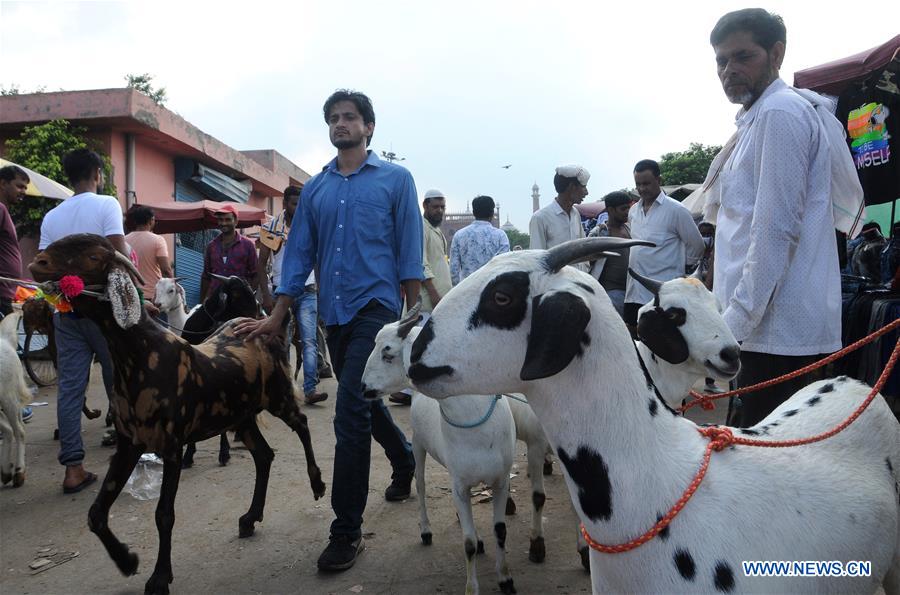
[62,472,97,494]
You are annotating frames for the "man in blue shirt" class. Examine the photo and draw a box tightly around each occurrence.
[237,90,422,571]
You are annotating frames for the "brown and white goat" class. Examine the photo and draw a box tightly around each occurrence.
[30,234,326,595]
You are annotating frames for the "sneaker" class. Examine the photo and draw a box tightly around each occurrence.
[388,392,411,406]
[304,391,329,405]
[384,473,412,501]
[21,407,33,424]
[317,534,364,571]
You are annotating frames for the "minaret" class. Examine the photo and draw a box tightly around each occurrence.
[532,183,540,213]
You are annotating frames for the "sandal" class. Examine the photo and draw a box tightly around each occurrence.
[62,472,97,494]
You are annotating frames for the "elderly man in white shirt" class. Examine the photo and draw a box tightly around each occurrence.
[529,165,590,271]
[708,9,858,427]
[625,159,705,334]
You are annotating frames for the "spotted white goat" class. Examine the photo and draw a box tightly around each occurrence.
[362,308,517,595]
[0,310,31,487]
[153,277,188,332]
[408,237,900,595]
[627,269,742,411]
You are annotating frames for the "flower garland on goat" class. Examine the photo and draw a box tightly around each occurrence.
[12,274,129,314]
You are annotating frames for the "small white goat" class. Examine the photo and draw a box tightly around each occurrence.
[0,310,32,487]
[153,277,187,332]
[362,308,517,595]
[408,237,900,594]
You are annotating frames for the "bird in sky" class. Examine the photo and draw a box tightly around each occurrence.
[501,164,512,169]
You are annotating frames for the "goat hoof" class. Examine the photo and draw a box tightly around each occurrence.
[476,540,484,554]
[578,546,590,571]
[12,471,25,487]
[53,428,59,440]
[420,532,432,546]
[238,522,255,538]
[505,496,517,516]
[218,453,230,466]
[311,472,326,499]
[144,572,172,595]
[528,536,545,563]
[499,578,517,594]
[543,461,553,476]
[181,459,193,469]
[0,471,11,485]
[116,550,139,576]
[85,407,102,420]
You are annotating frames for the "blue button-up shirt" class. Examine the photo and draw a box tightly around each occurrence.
[276,151,423,325]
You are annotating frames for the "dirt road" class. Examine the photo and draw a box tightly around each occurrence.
[0,363,724,595]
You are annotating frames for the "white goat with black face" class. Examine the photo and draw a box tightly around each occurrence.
[362,309,517,595]
[408,237,900,595]
[628,269,741,410]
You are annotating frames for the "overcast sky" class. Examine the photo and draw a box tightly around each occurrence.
[1,0,898,231]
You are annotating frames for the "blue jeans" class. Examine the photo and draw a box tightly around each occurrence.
[292,289,319,395]
[54,313,116,467]
[325,300,415,539]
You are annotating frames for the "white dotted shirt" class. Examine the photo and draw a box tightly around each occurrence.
[713,78,842,356]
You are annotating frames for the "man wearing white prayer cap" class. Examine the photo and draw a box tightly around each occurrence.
[528,165,590,271]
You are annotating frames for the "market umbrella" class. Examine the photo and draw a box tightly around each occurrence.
[0,158,74,200]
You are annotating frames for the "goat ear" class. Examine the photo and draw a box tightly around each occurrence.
[107,266,143,329]
[637,307,689,364]
[521,292,591,381]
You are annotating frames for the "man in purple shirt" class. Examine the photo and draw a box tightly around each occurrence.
[0,165,28,315]
[200,204,258,302]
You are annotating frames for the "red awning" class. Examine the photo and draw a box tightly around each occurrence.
[138,201,268,234]
[793,35,900,96]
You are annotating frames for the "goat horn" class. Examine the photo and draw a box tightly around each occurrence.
[627,268,663,295]
[172,276,186,282]
[397,300,422,339]
[543,238,655,273]
[113,252,146,287]
[210,273,231,282]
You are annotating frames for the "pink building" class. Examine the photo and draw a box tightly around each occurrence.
[0,88,310,305]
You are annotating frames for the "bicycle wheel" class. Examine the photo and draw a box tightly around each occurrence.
[23,328,58,387]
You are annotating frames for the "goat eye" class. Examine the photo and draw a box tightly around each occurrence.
[494,291,512,307]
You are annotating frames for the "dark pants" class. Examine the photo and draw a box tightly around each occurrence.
[727,351,825,428]
[325,300,415,539]
[0,297,12,316]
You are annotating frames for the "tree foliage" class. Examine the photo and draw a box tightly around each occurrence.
[658,143,722,185]
[504,228,530,250]
[125,73,167,106]
[4,119,117,237]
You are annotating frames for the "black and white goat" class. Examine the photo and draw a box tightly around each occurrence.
[30,234,325,595]
[362,308,517,595]
[407,237,900,594]
[628,269,741,410]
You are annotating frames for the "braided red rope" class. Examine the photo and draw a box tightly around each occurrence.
[582,337,900,554]
[680,317,900,413]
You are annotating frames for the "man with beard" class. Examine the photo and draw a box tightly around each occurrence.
[624,159,704,334]
[389,188,451,405]
[200,204,258,302]
[707,9,855,427]
[236,90,421,571]
[529,165,590,271]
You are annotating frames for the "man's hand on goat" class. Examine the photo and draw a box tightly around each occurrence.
[234,314,284,343]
